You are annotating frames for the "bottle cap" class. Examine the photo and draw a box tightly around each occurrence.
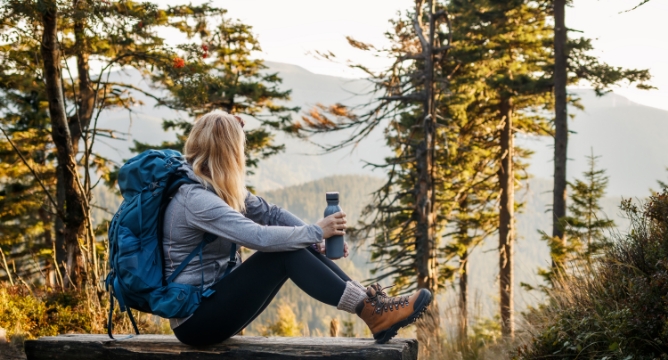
[326,192,339,201]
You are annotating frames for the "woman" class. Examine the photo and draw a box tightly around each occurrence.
[163,110,432,346]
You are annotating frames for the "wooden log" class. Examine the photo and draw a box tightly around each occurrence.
[24,334,418,360]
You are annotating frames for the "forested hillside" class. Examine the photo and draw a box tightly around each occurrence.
[90,65,668,197]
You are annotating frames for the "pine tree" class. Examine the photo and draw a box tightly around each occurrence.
[132,17,297,180]
[0,0,227,287]
[0,77,56,284]
[550,0,652,272]
[562,151,615,264]
[446,0,553,337]
[294,1,453,355]
[540,151,615,283]
[564,154,614,260]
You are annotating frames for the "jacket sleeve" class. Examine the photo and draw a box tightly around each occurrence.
[184,187,323,252]
[243,191,307,227]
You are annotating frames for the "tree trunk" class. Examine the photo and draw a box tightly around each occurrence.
[72,0,95,150]
[40,0,88,288]
[413,1,442,357]
[72,0,99,287]
[498,97,514,337]
[552,0,568,269]
[54,164,67,285]
[37,206,55,287]
[459,248,468,341]
[457,196,469,342]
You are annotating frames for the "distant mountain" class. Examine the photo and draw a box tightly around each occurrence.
[520,89,668,197]
[94,63,668,197]
[93,63,387,192]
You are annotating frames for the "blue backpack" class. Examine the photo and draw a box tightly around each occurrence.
[105,149,236,339]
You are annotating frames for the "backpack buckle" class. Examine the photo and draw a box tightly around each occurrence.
[202,288,216,298]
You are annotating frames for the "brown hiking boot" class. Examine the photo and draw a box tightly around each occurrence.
[356,283,432,344]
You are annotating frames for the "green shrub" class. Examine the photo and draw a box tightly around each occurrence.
[0,286,91,340]
[520,192,668,359]
[0,284,171,347]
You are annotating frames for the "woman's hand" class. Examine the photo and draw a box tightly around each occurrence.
[314,241,349,259]
[315,211,347,239]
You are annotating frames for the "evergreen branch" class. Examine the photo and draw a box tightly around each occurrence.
[0,126,64,220]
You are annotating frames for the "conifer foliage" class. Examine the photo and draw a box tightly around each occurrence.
[562,152,615,262]
[132,14,298,177]
[438,0,554,340]
[541,151,615,281]
[0,1,273,288]
[297,0,555,346]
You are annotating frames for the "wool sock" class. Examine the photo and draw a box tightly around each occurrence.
[351,280,366,291]
[337,280,368,313]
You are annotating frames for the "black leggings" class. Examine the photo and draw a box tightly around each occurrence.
[173,247,351,346]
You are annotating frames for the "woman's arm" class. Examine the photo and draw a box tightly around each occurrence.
[184,187,321,252]
[243,191,348,256]
[243,191,306,227]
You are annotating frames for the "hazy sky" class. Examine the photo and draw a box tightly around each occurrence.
[153,0,668,110]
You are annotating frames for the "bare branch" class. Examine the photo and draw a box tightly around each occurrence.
[621,0,651,13]
[433,45,452,53]
[413,1,429,51]
[399,53,424,61]
[379,94,426,102]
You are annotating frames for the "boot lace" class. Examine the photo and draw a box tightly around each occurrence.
[366,283,410,314]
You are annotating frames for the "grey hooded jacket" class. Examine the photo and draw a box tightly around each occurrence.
[162,165,323,327]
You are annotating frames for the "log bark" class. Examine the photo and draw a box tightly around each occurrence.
[24,335,418,360]
[498,97,514,337]
[552,0,568,268]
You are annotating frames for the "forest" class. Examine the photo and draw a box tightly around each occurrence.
[0,0,666,359]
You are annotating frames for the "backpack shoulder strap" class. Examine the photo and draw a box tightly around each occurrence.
[160,174,238,291]
[157,172,194,286]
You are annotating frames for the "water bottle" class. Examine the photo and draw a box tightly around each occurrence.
[324,192,344,259]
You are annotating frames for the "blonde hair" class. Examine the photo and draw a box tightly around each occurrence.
[184,110,247,213]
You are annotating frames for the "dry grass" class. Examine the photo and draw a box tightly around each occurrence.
[518,194,668,359]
